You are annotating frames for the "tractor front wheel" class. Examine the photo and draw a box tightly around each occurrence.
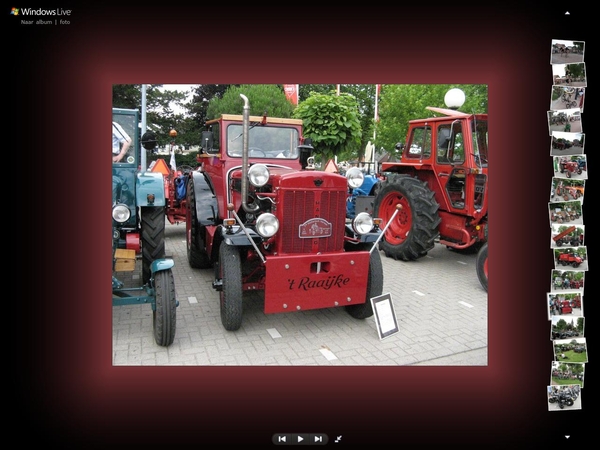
[218,243,243,331]
[344,244,382,319]
[476,242,488,292]
[152,269,177,346]
[141,206,166,285]
[373,175,440,261]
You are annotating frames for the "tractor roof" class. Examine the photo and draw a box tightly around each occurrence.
[206,114,303,126]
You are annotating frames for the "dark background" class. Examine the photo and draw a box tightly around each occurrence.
[10,4,592,446]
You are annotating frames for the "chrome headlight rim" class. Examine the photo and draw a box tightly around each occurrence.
[352,212,374,235]
[346,167,365,189]
[256,213,279,238]
[112,203,131,223]
[248,164,270,187]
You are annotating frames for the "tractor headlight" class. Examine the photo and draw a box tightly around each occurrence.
[256,213,279,238]
[352,212,374,235]
[248,164,270,187]
[346,167,364,189]
[112,203,131,223]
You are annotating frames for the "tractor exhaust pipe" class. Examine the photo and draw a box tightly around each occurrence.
[240,94,259,213]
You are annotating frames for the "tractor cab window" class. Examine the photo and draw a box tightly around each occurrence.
[406,126,432,159]
[436,125,452,163]
[436,121,465,165]
[471,119,488,167]
[226,124,300,159]
[449,121,465,164]
[112,113,137,165]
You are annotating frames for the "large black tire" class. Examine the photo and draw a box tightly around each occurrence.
[566,399,574,407]
[152,269,177,346]
[186,177,211,269]
[345,244,383,319]
[218,243,243,331]
[373,175,440,261]
[141,207,166,285]
[476,242,488,292]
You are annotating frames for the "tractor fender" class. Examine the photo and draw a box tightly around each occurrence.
[136,172,166,207]
[190,171,219,226]
[150,257,175,273]
[220,225,261,247]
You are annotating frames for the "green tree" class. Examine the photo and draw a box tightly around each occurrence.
[187,84,232,128]
[113,84,188,151]
[292,90,362,163]
[206,84,295,119]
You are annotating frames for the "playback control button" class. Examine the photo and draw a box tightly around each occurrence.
[272,433,329,445]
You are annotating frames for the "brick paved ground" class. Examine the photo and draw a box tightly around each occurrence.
[113,221,488,366]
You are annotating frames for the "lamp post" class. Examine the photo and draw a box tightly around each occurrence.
[444,88,466,110]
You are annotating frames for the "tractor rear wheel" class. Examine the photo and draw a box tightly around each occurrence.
[344,244,382,319]
[373,175,440,261]
[152,269,177,346]
[186,176,211,268]
[476,242,488,292]
[141,206,166,285]
[218,243,243,331]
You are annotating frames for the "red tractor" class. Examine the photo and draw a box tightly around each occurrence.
[184,95,384,331]
[555,181,582,201]
[558,300,572,315]
[559,158,583,178]
[371,106,488,291]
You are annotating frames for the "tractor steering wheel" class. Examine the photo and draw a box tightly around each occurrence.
[249,147,266,157]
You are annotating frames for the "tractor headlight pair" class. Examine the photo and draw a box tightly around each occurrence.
[112,203,131,223]
[248,165,278,237]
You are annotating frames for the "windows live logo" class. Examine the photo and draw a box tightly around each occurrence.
[10,7,72,16]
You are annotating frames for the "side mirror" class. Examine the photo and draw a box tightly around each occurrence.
[298,140,314,170]
[202,131,216,153]
[141,131,157,150]
[395,142,405,151]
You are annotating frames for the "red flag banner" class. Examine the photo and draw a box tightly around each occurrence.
[283,84,299,105]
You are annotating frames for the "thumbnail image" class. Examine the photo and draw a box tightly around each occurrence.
[553,337,588,364]
[550,315,584,340]
[550,131,584,156]
[553,155,587,180]
[548,292,583,319]
[550,361,585,388]
[553,247,588,271]
[547,385,582,411]
[550,269,584,292]
[550,86,585,111]
[550,223,584,248]
[552,62,587,87]
[550,39,585,64]
[550,177,584,203]
[547,108,582,134]
[548,200,583,225]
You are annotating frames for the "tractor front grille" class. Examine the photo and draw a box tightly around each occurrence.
[280,189,346,254]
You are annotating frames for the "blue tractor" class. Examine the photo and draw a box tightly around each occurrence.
[112,108,178,346]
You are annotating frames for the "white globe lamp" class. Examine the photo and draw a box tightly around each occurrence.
[445,88,466,110]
